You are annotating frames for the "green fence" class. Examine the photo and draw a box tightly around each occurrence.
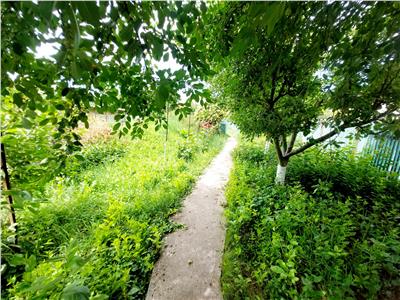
[363,136,400,174]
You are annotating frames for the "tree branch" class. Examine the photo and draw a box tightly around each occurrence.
[281,134,288,154]
[285,128,339,158]
[1,141,17,244]
[285,110,394,158]
[272,77,287,105]
[269,72,277,108]
[273,137,285,164]
[286,131,297,155]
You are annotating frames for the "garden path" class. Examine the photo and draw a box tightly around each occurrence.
[146,137,237,300]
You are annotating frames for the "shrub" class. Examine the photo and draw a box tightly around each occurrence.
[1,96,64,194]
[2,121,227,299]
[222,143,400,299]
[176,131,217,161]
[195,104,227,133]
[63,137,127,178]
[177,141,195,161]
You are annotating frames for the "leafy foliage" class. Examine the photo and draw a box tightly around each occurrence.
[1,1,211,152]
[63,138,127,179]
[222,141,400,299]
[195,103,227,132]
[176,130,215,161]
[204,2,400,179]
[1,117,226,299]
[0,94,69,195]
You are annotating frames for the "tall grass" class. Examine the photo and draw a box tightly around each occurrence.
[2,117,227,299]
[222,140,400,299]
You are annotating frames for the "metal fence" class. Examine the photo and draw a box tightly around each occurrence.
[363,135,400,174]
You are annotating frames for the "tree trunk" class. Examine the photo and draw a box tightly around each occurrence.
[273,137,289,184]
[1,142,17,243]
[188,114,191,138]
[264,138,270,153]
[275,160,288,185]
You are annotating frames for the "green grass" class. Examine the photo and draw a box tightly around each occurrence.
[221,140,400,300]
[2,117,227,299]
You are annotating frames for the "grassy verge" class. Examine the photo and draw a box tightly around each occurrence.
[222,139,400,299]
[2,118,227,299]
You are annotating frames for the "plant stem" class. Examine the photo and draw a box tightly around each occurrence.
[1,141,17,244]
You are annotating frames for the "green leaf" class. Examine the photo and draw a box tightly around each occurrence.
[55,104,65,110]
[28,100,36,111]
[75,2,100,26]
[270,265,285,275]
[193,83,204,89]
[120,24,133,41]
[163,52,169,62]
[13,93,24,107]
[75,154,85,161]
[158,84,170,100]
[186,21,194,34]
[128,286,140,296]
[113,122,121,131]
[36,2,55,21]
[90,295,108,300]
[39,119,50,126]
[22,118,33,129]
[61,284,90,300]
[9,254,25,266]
[110,6,119,21]
[61,87,70,96]
[66,255,86,271]
[265,3,286,35]
[152,37,164,61]
[175,70,186,81]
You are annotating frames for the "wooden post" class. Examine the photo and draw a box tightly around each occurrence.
[1,142,17,242]
[188,113,191,138]
[164,101,169,163]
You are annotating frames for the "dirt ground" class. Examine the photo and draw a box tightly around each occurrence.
[146,137,237,300]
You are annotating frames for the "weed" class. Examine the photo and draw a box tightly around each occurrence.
[2,118,227,299]
[222,142,400,299]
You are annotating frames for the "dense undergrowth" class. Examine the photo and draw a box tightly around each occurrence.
[2,117,227,299]
[222,140,400,300]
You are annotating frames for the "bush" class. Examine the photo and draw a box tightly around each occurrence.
[195,103,227,133]
[63,137,127,178]
[177,141,195,161]
[222,143,400,299]
[1,121,227,299]
[176,130,216,161]
[0,96,64,195]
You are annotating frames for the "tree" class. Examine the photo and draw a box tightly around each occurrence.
[1,1,210,140]
[204,2,400,183]
[1,1,212,235]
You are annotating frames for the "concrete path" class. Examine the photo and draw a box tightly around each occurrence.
[146,137,237,300]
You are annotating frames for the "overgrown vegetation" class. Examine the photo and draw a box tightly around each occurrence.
[2,2,400,299]
[204,2,400,183]
[1,117,226,299]
[222,140,400,299]
[195,103,227,133]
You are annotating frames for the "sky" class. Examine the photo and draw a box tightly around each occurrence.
[34,40,187,103]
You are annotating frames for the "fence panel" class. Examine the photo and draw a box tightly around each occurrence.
[363,135,400,175]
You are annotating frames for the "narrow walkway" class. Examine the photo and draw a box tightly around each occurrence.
[146,137,237,300]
